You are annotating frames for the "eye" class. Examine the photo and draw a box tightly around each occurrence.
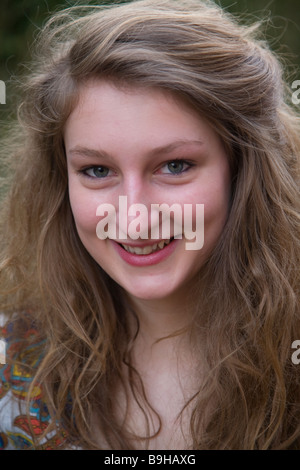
[83,166,110,178]
[160,160,192,175]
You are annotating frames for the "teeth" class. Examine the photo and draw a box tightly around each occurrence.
[121,239,171,255]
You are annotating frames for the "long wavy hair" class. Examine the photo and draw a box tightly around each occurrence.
[0,0,299,449]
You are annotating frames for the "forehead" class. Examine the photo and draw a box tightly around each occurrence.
[64,79,220,153]
[68,79,197,123]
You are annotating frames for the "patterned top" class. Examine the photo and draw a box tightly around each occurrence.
[0,315,68,450]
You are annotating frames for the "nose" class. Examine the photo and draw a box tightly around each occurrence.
[117,174,153,240]
[121,173,147,209]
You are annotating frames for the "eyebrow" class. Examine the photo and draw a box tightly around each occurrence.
[68,140,204,160]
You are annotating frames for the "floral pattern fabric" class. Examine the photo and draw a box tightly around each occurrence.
[0,316,68,450]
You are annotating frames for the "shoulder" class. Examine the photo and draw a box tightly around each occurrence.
[0,313,68,450]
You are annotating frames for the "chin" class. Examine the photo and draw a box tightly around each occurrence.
[119,279,182,302]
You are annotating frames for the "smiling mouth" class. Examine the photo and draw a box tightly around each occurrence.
[119,238,174,255]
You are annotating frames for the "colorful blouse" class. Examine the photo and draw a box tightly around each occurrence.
[0,315,68,450]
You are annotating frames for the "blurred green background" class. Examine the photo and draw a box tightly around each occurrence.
[0,0,299,112]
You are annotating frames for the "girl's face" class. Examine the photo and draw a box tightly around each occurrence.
[65,80,231,301]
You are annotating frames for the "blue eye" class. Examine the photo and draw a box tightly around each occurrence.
[84,166,110,178]
[161,160,191,175]
[167,161,185,174]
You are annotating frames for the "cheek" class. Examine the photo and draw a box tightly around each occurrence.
[203,177,231,243]
[68,186,99,239]
[205,187,230,222]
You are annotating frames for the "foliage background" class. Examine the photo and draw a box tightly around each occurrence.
[0,0,299,119]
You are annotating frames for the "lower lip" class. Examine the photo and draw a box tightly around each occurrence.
[111,239,179,266]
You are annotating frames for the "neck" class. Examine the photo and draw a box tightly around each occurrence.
[116,288,202,451]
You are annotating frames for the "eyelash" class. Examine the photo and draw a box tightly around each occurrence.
[79,166,112,179]
[78,159,195,180]
[160,159,194,175]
